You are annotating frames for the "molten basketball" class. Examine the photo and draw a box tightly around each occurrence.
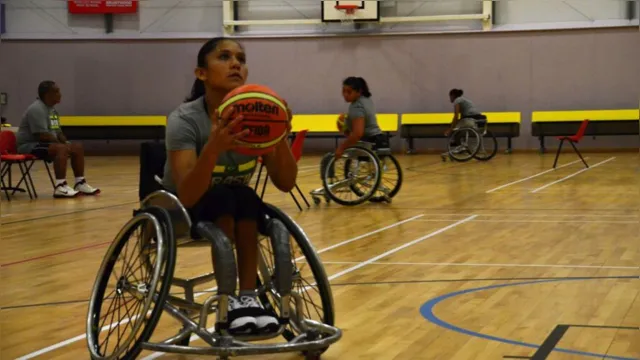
[217,84,289,156]
[337,113,347,132]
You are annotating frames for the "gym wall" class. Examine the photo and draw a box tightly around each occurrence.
[0,1,637,151]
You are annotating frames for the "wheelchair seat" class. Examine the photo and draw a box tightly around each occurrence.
[473,115,488,127]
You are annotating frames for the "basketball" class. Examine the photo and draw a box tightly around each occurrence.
[217,84,289,156]
[337,113,346,132]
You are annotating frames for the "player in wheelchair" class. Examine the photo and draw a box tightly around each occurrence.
[310,77,403,206]
[441,88,498,162]
[86,37,340,359]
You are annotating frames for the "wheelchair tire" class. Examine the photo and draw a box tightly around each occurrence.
[324,146,381,206]
[87,206,176,360]
[473,129,498,161]
[369,154,403,202]
[258,204,335,350]
[448,128,481,162]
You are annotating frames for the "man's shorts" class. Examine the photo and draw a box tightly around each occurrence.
[17,142,53,161]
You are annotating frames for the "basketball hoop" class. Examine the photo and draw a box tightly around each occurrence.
[334,5,358,25]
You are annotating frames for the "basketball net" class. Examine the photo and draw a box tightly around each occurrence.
[335,6,357,25]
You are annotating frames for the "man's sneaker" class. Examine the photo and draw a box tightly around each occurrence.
[227,296,279,335]
[74,179,100,195]
[53,182,79,198]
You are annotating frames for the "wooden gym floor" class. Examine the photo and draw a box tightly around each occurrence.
[1,152,638,360]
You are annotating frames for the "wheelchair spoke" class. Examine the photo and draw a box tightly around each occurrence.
[298,277,324,320]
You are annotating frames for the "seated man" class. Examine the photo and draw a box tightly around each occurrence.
[16,81,99,198]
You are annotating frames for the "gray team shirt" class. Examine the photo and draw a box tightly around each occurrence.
[16,99,62,153]
[162,97,258,193]
[453,96,481,118]
[346,96,382,137]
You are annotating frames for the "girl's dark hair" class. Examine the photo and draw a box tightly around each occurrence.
[449,88,464,98]
[343,77,372,98]
[185,37,241,102]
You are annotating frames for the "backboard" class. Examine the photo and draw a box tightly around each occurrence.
[321,1,380,23]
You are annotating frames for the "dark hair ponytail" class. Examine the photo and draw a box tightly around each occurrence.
[184,37,243,102]
[449,88,464,98]
[186,79,206,103]
[343,76,372,98]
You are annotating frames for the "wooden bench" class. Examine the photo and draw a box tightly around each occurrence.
[60,116,166,141]
[400,112,521,153]
[531,110,639,153]
[290,113,399,146]
[59,114,400,146]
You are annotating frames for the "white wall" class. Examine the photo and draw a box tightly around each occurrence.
[0,0,637,39]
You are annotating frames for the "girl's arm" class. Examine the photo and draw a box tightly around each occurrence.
[450,103,461,129]
[337,117,364,153]
[262,103,298,192]
[262,138,298,193]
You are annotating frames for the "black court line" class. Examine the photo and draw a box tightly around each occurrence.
[504,323,640,360]
[0,201,138,225]
[567,324,640,330]
[530,325,570,360]
[6,275,634,311]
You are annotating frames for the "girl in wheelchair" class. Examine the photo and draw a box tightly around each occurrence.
[335,77,389,157]
[162,37,298,336]
[444,88,484,155]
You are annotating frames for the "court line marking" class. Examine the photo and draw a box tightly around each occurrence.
[324,215,476,281]
[413,218,639,224]
[530,157,616,193]
[1,241,113,268]
[406,213,639,218]
[485,158,589,193]
[1,201,138,225]
[14,213,425,359]
[420,276,638,360]
[140,215,475,360]
[320,261,640,271]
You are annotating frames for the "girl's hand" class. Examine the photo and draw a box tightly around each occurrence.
[208,109,250,154]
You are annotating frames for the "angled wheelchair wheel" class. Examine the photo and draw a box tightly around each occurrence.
[87,206,176,360]
[369,154,403,203]
[258,204,335,353]
[322,146,381,206]
[473,129,498,161]
[448,128,481,162]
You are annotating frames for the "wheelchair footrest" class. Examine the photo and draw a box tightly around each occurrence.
[141,319,342,357]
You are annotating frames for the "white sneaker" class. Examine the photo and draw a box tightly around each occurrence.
[74,179,100,195]
[227,295,279,335]
[53,182,79,198]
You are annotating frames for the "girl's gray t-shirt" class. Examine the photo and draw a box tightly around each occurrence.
[162,97,258,193]
[346,96,382,137]
[453,96,481,118]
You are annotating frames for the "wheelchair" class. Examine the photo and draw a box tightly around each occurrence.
[441,115,498,162]
[310,135,403,206]
[86,144,341,360]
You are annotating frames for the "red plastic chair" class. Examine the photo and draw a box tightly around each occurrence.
[0,131,37,201]
[254,130,310,211]
[553,118,589,169]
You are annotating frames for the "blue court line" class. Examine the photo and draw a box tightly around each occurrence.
[419,276,638,360]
